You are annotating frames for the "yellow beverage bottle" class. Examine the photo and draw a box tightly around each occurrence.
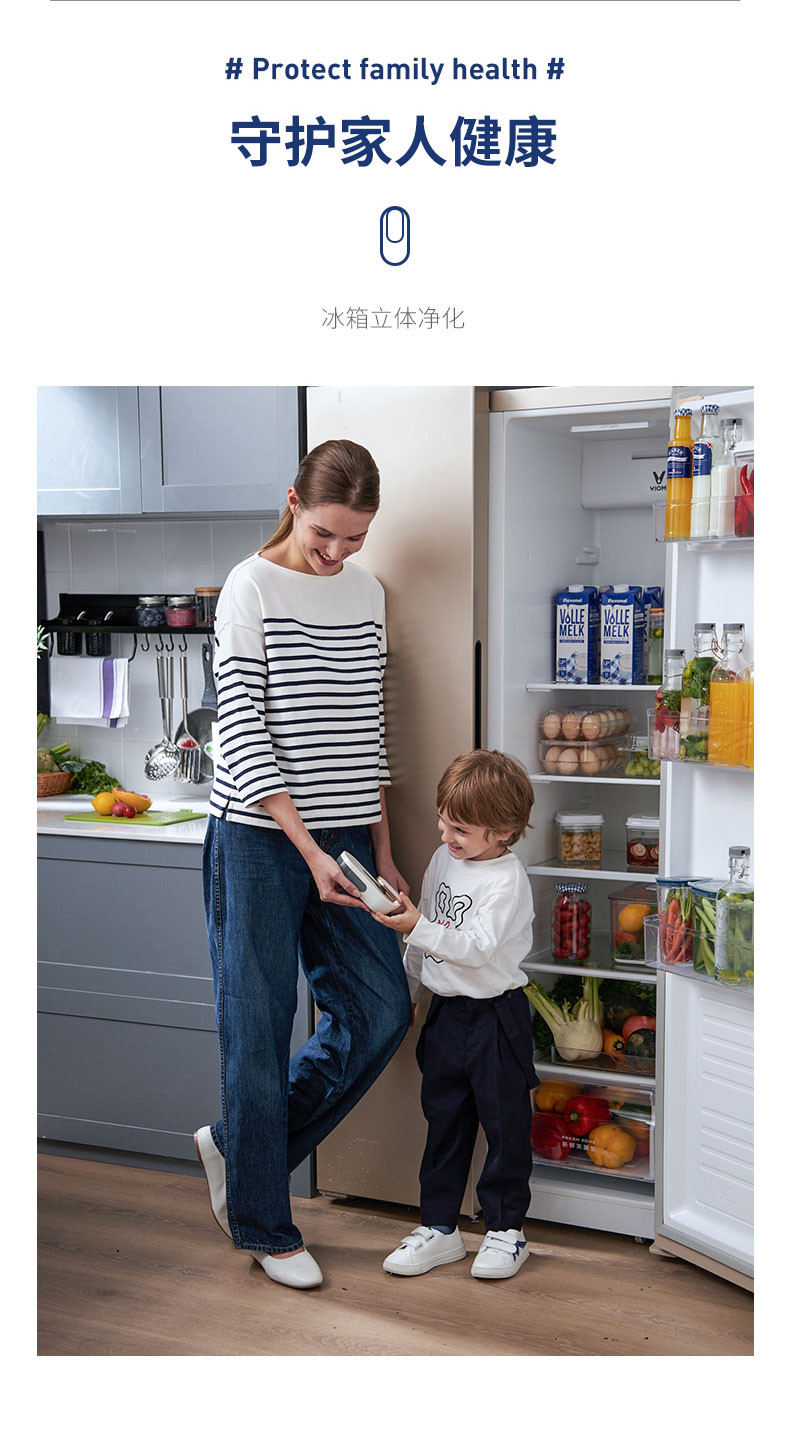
[708,624,748,767]
[664,408,694,539]
[744,672,754,768]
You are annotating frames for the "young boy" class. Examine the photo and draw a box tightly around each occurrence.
[371,749,539,1281]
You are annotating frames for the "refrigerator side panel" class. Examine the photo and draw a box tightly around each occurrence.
[306,386,487,1207]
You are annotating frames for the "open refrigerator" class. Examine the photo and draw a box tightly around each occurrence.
[488,385,754,1284]
[308,385,754,1286]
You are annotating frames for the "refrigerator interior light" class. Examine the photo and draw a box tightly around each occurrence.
[570,421,651,433]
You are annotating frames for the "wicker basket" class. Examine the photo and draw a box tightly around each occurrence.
[37,771,72,798]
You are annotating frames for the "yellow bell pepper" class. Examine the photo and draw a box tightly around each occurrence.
[534,1080,577,1113]
[585,1124,637,1169]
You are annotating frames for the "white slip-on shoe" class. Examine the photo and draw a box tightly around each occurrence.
[471,1229,529,1280]
[254,1248,323,1289]
[194,1126,232,1238]
[383,1226,467,1276]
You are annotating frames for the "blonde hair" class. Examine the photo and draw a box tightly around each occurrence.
[437,750,535,848]
[263,439,380,552]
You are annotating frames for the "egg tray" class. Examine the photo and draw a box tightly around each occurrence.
[539,736,629,777]
[540,704,632,744]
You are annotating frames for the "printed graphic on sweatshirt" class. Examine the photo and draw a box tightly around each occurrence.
[424,879,474,964]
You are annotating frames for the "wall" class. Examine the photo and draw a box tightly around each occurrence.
[40,516,275,799]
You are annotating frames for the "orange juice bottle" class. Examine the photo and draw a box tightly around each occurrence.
[708,624,747,766]
[743,669,754,769]
[665,408,694,539]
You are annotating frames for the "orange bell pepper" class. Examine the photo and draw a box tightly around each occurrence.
[585,1124,637,1169]
[534,1080,577,1114]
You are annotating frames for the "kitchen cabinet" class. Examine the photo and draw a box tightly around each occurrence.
[139,386,299,513]
[37,829,312,1193]
[37,386,143,516]
[37,386,301,517]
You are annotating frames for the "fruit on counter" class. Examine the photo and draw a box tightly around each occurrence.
[112,788,153,814]
[621,1014,656,1040]
[534,1080,578,1113]
[530,1112,574,1161]
[601,1028,626,1059]
[599,980,657,1035]
[112,800,137,818]
[563,1094,611,1138]
[624,1028,656,1061]
[585,1124,638,1169]
[92,792,116,815]
[524,976,603,1062]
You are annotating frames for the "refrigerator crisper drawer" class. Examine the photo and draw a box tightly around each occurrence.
[660,975,753,1273]
[532,1080,655,1183]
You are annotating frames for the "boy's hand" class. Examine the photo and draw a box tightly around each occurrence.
[371,893,421,934]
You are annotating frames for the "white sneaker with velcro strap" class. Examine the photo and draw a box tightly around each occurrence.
[383,1225,467,1275]
[471,1229,529,1279]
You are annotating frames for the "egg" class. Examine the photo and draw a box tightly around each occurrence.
[543,745,563,774]
[557,747,580,775]
[580,745,601,775]
[581,711,601,740]
[542,711,563,740]
[561,711,581,740]
[595,745,612,771]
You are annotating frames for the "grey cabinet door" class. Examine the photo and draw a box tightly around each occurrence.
[37,387,142,515]
[139,386,299,513]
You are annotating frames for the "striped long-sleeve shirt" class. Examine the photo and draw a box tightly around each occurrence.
[208,553,390,830]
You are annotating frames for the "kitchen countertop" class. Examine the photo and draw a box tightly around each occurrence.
[37,795,210,844]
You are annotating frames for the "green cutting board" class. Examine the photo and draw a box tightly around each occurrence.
[64,809,207,826]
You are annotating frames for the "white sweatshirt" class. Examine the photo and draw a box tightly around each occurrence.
[403,844,534,1004]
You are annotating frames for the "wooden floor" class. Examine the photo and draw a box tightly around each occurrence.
[38,1154,753,1356]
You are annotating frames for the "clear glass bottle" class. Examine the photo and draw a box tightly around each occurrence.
[652,648,685,759]
[709,417,742,538]
[708,624,748,767]
[646,606,665,684]
[690,403,721,538]
[714,846,754,988]
[679,623,719,761]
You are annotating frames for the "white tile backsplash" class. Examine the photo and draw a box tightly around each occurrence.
[163,522,214,593]
[115,520,166,592]
[69,523,119,578]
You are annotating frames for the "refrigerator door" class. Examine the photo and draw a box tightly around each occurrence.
[307,386,489,1210]
[653,384,754,1284]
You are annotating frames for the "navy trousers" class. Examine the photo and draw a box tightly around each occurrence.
[416,987,541,1232]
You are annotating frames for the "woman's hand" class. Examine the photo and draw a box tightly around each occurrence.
[371,893,421,934]
[372,850,410,899]
[309,850,366,908]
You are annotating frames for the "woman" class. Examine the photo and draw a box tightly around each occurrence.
[195,439,412,1289]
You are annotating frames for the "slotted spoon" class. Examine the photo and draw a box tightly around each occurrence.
[144,653,180,781]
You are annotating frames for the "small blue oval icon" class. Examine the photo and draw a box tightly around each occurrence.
[380,206,410,266]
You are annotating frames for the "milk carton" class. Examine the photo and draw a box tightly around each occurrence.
[600,583,645,684]
[555,585,600,684]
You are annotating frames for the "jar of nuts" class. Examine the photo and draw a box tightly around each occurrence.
[555,812,604,866]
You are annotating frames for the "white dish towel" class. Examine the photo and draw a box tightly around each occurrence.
[50,656,130,728]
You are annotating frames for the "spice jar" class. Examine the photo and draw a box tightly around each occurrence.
[552,883,591,961]
[625,816,660,871]
[194,587,221,628]
[555,812,604,865]
[165,594,197,628]
[136,595,167,628]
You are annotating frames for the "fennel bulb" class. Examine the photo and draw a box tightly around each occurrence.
[525,977,603,1061]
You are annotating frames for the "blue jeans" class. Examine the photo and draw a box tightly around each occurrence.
[202,815,411,1254]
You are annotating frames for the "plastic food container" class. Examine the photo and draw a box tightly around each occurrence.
[136,595,167,628]
[625,816,660,871]
[195,587,221,627]
[608,882,657,963]
[552,883,591,962]
[624,736,661,780]
[540,706,631,742]
[555,812,604,865]
[165,595,197,628]
[530,1084,654,1179]
[656,877,695,965]
[540,738,627,777]
[690,879,724,977]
